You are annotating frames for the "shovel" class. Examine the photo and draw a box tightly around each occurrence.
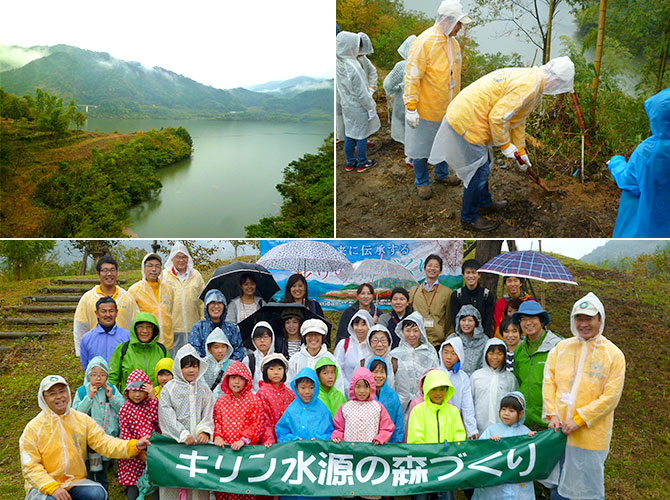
[514,152,556,194]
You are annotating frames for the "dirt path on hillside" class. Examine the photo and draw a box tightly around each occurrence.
[336,103,621,238]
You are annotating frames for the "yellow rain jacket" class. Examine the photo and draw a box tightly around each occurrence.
[72,284,137,356]
[407,369,466,444]
[446,67,544,150]
[404,25,462,122]
[127,255,175,350]
[542,293,625,451]
[19,375,139,496]
[161,243,205,336]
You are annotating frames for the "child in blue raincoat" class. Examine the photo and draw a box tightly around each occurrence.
[367,356,404,443]
[472,391,537,500]
[608,88,670,237]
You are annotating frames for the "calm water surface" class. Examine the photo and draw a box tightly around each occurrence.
[85,118,332,237]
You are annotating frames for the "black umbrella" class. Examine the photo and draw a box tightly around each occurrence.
[199,261,280,303]
[238,302,332,349]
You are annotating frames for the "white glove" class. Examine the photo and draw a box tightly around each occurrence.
[406,109,420,128]
[500,143,519,159]
[367,109,377,121]
[519,154,531,171]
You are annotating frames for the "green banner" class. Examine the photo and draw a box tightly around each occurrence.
[147,431,566,495]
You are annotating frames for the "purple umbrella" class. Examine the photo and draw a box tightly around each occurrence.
[478,251,578,285]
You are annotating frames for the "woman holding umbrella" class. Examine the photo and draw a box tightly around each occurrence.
[282,274,324,317]
[335,283,382,345]
[493,276,534,334]
[226,273,266,324]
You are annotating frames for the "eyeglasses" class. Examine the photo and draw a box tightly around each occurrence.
[370,338,389,345]
[99,268,117,275]
[89,373,108,379]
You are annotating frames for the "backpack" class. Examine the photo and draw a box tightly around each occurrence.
[210,359,235,392]
[117,340,167,388]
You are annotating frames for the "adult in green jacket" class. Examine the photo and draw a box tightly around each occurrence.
[407,369,466,444]
[315,357,347,417]
[511,301,561,428]
[108,312,170,392]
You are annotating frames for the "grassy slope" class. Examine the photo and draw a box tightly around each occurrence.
[0,262,669,500]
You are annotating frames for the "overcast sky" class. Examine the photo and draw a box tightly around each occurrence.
[509,239,608,259]
[1,0,334,89]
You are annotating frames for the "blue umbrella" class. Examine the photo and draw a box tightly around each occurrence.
[478,251,578,285]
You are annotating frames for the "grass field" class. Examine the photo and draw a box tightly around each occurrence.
[1,259,669,500]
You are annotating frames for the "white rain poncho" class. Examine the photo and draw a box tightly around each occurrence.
[202,327,234,400]
[20,375,136,497]
[363,324,396,390]
[391,312,440,416]
[127,253,175,350]
[244,321,276,392]
[540,56,575,95]
[446,304,489,375]
[336,31,381,140]
[357,33,378,91]
[436,0,470,37]
[383,35,416,144]
[439,337,478,437]
[162,242,205,354]
[470,338,518,434]
[543,292,625,499]
[334,309,374,388]
[158,344,214,500]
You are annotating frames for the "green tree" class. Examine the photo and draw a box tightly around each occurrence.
[0,241,55,281]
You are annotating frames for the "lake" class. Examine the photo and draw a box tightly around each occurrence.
[84,118,332,237]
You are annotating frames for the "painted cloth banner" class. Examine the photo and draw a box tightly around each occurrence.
[147,430,565,495]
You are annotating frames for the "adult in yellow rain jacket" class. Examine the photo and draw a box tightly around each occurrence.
[161,242,204,356]
[403,0,471,200]
[127,253,175,350]
[73,255,137,356]
[543,292,625,500]
[407,369,466,445]
[19,375,149,500]
[429,56,575,231]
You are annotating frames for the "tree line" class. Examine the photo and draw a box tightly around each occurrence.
[0,88,88,135]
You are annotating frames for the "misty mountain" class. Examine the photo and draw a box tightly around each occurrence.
[246,76,331,95]
[0,44,332,120]
[581,240,667,265]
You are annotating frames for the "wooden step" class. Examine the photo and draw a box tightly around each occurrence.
[39,287,89,294]
[54,278,126,285]
[24,296,81,303]
[0,331,51,339]
[0,317,72,325]
[5,305,77,313]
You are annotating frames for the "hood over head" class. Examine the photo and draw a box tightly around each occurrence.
[204,289,228,322]
[422,369,455,406]
[540,56,575,95]
[439,336,464,372]
[358,32,374,55]
[221,360,253,397]
[480,337,508,370]
[398,35,416,60]
[205,327,233,364]
[314,356,339,380]
[570,292,606,339]
[366,356,389,389]
[124,368,152,398]
[367,324,392,356]
[337,31,360,59]
[455,304,484,337]
[290,367,321,404]
[38,375,71,415]
[348,309,374,339]
[140,253,163,281]
[173,343,209,384]
[250,321,276,354]
[417,368,437,396]
[165,241,193,276]
[84,356,110,389]
[435,0,472,36]
[395,311,430,347]
[154,357,174,381]
[130,312,161,345]
[646,88,670,137]
[501,390,527,426]
[349,367,376,401]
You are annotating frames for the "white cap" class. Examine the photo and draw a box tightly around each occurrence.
[300,318,328,337]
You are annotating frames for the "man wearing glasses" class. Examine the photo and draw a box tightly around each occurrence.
[73,256,137,359]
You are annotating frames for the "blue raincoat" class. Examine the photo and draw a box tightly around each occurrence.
[472,391,536,500]
[275,367,334,443]
[609,88,670,237]
[189,289,244,360]
[367,356,404,443]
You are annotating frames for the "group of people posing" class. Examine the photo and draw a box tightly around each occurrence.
[20,248,625,500]
[336,0,575,231]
